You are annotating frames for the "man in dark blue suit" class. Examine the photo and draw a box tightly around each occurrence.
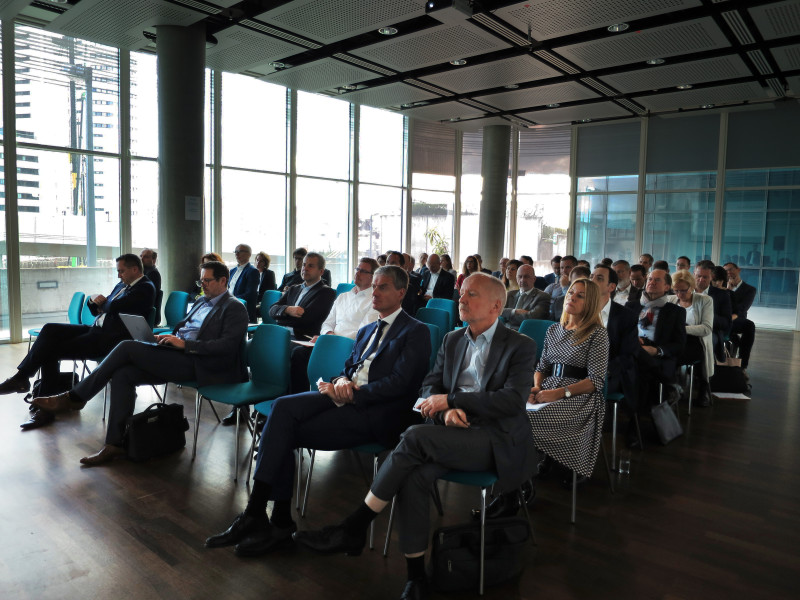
[695,260,732,361]
[230,244,260,322]
[419,253,456,303]
[0,254,155,400]
[206,265,431,557]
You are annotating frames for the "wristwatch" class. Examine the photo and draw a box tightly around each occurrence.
[564,386,572,399]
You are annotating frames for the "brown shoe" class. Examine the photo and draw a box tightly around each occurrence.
[31,392,85,414]
[0,375,30,395]
[80,445,125,466]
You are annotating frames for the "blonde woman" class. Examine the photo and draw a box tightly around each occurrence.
[667,269,714,406]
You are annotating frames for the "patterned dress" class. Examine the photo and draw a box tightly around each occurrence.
[528,324,609,477]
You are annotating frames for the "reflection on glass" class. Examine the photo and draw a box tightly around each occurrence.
[411,189,454,258]
[297,92,350,179]
[645,171,716,190]
[360,106,404,186]
[296,177,349,286]
[358,184,403,258]
[459,174,482,264]
[131,160,158,250]
[130,52,158,158]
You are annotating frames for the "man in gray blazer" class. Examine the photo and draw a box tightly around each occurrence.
[32,261,249,466]
[293,273,538,599]
[501,264,551,329]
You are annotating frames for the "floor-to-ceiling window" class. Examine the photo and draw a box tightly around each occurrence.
[130,51,158,252]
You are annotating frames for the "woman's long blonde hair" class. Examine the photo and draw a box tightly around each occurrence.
[560,278,603,345]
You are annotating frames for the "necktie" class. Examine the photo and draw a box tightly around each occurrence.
[515,291,526,309]
[355,320,387,368]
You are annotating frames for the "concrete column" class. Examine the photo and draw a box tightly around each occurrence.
[478,125,511,271]
[156,24,205,293]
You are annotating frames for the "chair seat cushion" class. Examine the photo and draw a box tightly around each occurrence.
[440,470,498,487]
[199,381,285,407]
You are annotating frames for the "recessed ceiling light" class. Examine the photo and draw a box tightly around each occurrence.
[580,118,592,123]
[450,59,467,66]
[677,84,693,90]
[547,103,560,108]
[504,84,519,89]
[378,27,398,36]
[269,62,285,69]
[449,117,461,122]
[401,103,413,108]
[607,23,629,33]
[701,104,715,109]
[341,84,357,90]
[646,58,665,65]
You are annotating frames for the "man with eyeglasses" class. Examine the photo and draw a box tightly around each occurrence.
[289,258,380,394]
[30,261,249,465]
[230,244,260,323]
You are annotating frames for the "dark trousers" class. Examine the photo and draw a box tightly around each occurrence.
[635,351,678,407]
[730,318,755,369]
[71,340,197,446]
[370,424,495,554]
[289,344,313,394]
[253,392,379,500]
[17,323,122,395]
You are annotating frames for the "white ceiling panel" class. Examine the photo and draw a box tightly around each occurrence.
[495,0,702,41]
[205,26,304,74]
[555,17,730,70]
[261,58,380,92]
[420,55,561,94]
[748,0,800,40]
[351,23,511,72]
[600,55,752,93]
[401,102,487,122]
[46,0,206,51]
[633,81,769,110]
[474,81,599,111]
[517,101,632,124]
[339,82,440,108]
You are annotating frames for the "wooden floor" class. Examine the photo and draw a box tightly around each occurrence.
[1,331,799,600]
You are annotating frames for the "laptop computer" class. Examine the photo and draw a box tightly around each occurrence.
[120,313,178,348]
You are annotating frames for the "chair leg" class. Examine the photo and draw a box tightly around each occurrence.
[102,384,109,421]
[571,471,577,524]
[687,364,694,416]
[206,398,221,423]
[368,454,378,550]
[611,402,618,471]
[383,496,396,557]
[234,408,241,482]
[600,440,614,494]
[246,418,258,484]
[633,413,644,450]
[192,393,202,460]
[517,488,536,546]
[479,486,487,595]
[301,450,317,518]
[295,449,304,510]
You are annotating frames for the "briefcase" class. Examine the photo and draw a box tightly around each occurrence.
[430,517,531,592]
[710,365,749,395]
[124,403,190,462]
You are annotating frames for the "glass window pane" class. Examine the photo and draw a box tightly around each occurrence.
[765,212,800,269]
[221,169,287,276]
[221,74,287,172]
[459,174,482,263]
[725,169,768,188]
[643,212,713,266]
[359,106,404,186]
[296,92,350,179]
[767,189,800,211]
[645,172,716,190]
[607,194,637,212]
[0,175,7,340]
[411,190,454,258]
[721,212,765,267]
[295,177,349,286]
[516,186,569,268]
[19,150,120,330]
[130,51,158,158]
[767,167,800,187]
[131,159,158,250]
[608,175,638,192]
[16,25,120,153]
[725,189,767,211]
[358,184,403,258]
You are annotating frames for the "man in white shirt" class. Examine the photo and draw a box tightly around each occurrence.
[612,259,641,307]
[544,254,577,307]
[420,253,456,302]
[289,258,380,393]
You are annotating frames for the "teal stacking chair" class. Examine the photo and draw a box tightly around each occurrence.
[80,296,97,326]
[28,291,85,350]
[425,323,442,371]
[426,298,458,330]
[415,307,451,344]
[518,319,555,364]
[336,282,355,296]
[248,290,282,333]
[153,291,191,334]
[196,324,290,481]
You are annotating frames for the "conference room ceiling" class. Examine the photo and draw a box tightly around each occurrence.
[12,0,800,130]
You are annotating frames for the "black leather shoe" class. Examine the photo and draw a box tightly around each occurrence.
[292,522,366,556]
[0,376,30,395]
[234,521,297,557]
[221,407,241,426]
[205,512,268,548]
[471,492,519,520]
[20,408,55,430]
[400,578,429,600]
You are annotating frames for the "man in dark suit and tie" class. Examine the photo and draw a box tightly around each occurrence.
[419,253,456,303]
[293,273,537,599]
[0,254,156,423]
[31,261,248,464]
[386,251,421,315]
[205,265,430,560]
[502,264,551,329]
[695,260,732,361]
[230,244,260,322]
[724,262,757,371]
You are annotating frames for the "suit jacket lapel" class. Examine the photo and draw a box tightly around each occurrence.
[371,311,406,362]
[479,324,507,390]
[448,332,468,394]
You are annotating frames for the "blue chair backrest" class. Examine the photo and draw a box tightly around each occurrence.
[146,306,157,328]
[260,289,282,325]
[416,307,451,342]
[80,296,96,326]
[249,324,291,393]
[162,291,191,329]
[67,292,85,325]
[518,319,555,364]
[307,334,355,387]
[425,323,442,371]
[426,298,458,330]
[336,282,356,296]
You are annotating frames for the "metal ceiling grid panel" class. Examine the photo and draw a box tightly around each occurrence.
[401,102,487,122]
[555,17,730,70]
[771,44,800,70]
[633,81,768,110]
[45,0,205,50]
[340,82,439,108]
[0,0,31,20]
[419,54,561,94]
[196,0,240,7]
[785,76,800,93]
[447,116,514,131]
[474,81,600,111]
[517,101,631,124]
[599,55,752,93]
[255,0,426,45]
[205,26,304,74]
[351,23,512,72]
[748,0,800,40]
[495,0,702,41]
[260,57,380,92]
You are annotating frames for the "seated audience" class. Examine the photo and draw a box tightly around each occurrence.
[629,264,647,292]
[503,259,522,292]
[639,253,654,272]
[419,253,456,302]
[473,253,493,274]
[653,260,670,273]
[377,254,387,267]
[543,255,561,287]
[695,260,732,361]
[386,252,421,316]
[676,256,691,272]
[30,261,248,464]
[576,259,591,269]
[544,255,577,307]
[612,259,641,306]
[140,248,161,292]
[269,252,336,340]
[255,251,277,305]
[440,254,457,278]
[502,264,551,329]
[601,257,613,267]
[456,255,480,291]
[551,265,590,321]
[230,244,260,322]
[292,273,537,600]
[492,257,509,279]
[416,253,428,275]
[724,262,757,373]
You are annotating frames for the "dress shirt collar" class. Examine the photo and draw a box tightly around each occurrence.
[600,298,611,327]
[378,306,403,328]
[730,281,742,292]
[301,279,323,291]
[127,275,145,288]
[464,317,499,347]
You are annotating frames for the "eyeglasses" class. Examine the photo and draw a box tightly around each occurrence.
[196,278,219,286]
[673,287,691,294]
[233,249,246,254]
[354,267,374,275]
